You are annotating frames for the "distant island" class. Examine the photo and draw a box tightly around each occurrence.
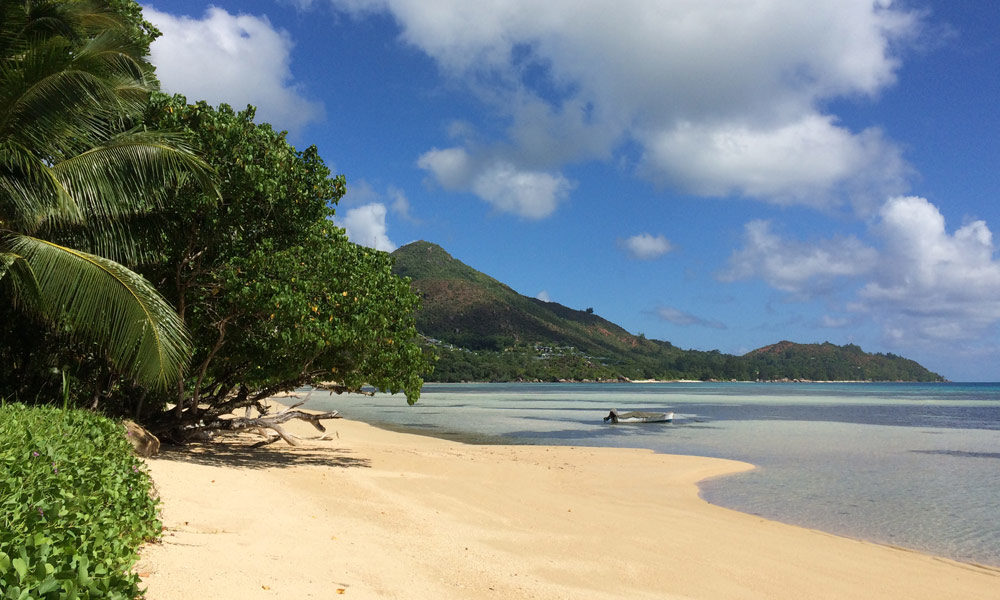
[390,241,945,383]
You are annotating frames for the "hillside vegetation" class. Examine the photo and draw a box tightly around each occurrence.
[391,242,945,383]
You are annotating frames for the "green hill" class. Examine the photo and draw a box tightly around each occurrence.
[392,241,660,354]
[391,241,945,383]
[743,341,941,382]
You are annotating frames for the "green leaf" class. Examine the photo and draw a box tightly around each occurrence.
[36,575,59,594]
[11,557,26,581]
[33,559,47,583]
[5,234,191,390]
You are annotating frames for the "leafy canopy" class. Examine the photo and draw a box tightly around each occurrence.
[136,95,426,425]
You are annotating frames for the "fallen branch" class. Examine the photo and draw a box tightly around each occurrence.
[180,402,342,446]
[314,381,375,396]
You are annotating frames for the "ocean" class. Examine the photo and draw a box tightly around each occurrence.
[301,382,1000,567]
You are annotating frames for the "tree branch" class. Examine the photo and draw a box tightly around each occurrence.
[183,401,342,446]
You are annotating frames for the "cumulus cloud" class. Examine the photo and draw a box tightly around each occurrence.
[855,196,1000,342]
[726,196,1000,348]
[720,220,877,294]
[417,147,573,219]
[145,6,323,134]
[536,290,552,302]
[621,233,673,260]
[640,117,907,210]
[341,180,417,232]
[327,0,920,210]
[337,203,396,251]
[417,147,472,190]
[653,306,726,330]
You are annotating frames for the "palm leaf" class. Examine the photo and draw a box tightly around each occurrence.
[0,249,40,309]
[0,139,86,231]
[5,233,191,390]
[51,129,216,221]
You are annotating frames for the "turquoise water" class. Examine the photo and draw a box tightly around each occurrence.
[301,382,1000,566]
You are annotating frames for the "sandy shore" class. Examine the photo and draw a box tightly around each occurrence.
[136,406,999,599]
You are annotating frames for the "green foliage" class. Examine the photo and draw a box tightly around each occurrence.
[130,96,427,426]
[103,0,162,55]
[0,403,160,599]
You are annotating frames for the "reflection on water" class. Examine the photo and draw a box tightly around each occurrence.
[301,382,1000,566]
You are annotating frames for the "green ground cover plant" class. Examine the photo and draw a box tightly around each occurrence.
[0,404,160,599]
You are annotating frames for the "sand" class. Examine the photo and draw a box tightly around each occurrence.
[136,405,999,599]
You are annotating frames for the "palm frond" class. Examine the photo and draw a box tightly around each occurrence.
[3,128,215,245]
[44,128,216,227]
[39,211,169,266]
[0,26,152,157]
[2,63,129,154]
[0,139,85,231]
[0,248,40,309]
[5,233,191,390]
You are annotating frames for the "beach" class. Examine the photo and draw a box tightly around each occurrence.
[136,406,999,599]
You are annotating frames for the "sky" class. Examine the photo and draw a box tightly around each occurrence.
[140,0,1000,381]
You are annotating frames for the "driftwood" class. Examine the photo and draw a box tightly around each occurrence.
[314,381,375,396]
[123,420,161,457]
[181,401,342,446]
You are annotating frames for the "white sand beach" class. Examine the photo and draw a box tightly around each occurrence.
[136,405,999,599]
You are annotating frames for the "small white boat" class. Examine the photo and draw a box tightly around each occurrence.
[603,409,674,424]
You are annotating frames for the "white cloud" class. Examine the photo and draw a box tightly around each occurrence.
[416,147,472,190]
[855,196,1000,342]
[470,162,573,219]
[653,306,726,330]
[417,148,573,219]
[343,180,419,226]
[725,196,1000,349]
[621,233,673,260]
[144,6,323,134]
[328,0,920,209]
[720,220,877,294]
[640,116,907,211]
[337,203,396,251]
[536,290,552,302]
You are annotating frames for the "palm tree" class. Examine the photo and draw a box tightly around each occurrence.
[0,0,214,391]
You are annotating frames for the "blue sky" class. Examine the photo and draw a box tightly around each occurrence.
[141,1,1000,380]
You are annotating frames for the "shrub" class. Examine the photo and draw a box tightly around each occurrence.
[0,404,160,599]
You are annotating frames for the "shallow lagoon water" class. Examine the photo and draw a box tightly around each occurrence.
[302,382,1000,566]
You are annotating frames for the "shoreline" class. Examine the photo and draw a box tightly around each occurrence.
[137,408,999,599]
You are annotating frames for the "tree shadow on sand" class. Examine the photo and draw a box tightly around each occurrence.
[153,437,372,470]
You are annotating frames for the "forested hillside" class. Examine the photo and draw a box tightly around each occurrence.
[391,242,945,383]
